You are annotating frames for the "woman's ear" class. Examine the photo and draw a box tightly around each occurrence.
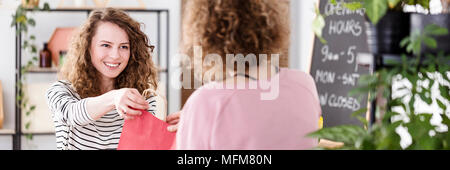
[150,45,155,53]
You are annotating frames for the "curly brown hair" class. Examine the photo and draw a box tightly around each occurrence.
[59,8,158,98]
[181,0,290,78]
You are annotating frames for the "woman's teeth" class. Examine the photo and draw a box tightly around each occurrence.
[105,62,120,67]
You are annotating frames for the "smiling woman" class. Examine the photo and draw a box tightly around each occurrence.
[89,22,131,89]
[60,8,158,99]
[45,8,179,150]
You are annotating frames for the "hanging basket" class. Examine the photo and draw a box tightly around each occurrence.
[365,11,411,56]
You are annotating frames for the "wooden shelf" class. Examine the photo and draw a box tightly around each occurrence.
[0,129,15,135]
[22,129,55,134]
[21,132,55,135]
[27,66,59,73]
[56,7,146,10]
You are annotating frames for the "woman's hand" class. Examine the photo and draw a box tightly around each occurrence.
[166,111,181,132]
[113,88,149,120]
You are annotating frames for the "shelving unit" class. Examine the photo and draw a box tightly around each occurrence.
[14,8,170,150]
[0,129,15,135]
[27,66,59,73]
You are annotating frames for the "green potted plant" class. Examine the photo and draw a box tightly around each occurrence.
[326,0,450,55]
[314,0,431,54]
[11,1,50,140]
[308,24,450,150]
[310,0,450,150]
[327,0,432,55]
[411,13,450,55]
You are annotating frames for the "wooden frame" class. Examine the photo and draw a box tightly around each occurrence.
[309,0,373,149]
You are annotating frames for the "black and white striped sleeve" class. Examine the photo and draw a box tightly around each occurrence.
[146,96,157,116]
[46,81,95,127]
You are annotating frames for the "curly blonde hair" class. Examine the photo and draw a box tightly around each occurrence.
[59,8,158,98]
[181,0,290,78]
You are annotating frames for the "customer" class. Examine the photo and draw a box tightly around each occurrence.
[46,8,179,150]
[177,0,322,150]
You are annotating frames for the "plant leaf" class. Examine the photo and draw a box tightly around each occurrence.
[43,3,51,11]
[349,86,370,97]
[330,0,337,5]
[418,91,432,105]
[387,0,401,8]
[424,24,449,36]
[26,134,33,140]
[442,114,450,127]
[343,2,363,11]
[351,108,368,118]
[439,85,450,100]
[307,125,367,146]
[30,105,36,111]
[412,36,422,56]
[25,122,31,129]
[364,0,388,25]
[423,36,437,49]
[31,45,37,53]
[400,37,410,48]
[385,58,402,66]
[16,15,27,24]
[23,40,29,49]
[312,8,327,44]
[27,18,35,27]
[436,99,447,111]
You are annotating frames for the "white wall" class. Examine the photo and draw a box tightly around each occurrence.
[290,0,319,72]
[0,1,18,150]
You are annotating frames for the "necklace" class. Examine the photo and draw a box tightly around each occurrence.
[233,66,280,81]
[234,73,257,80]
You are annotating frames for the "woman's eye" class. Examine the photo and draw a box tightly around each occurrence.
[120,46,129,49]
[101,44,110,47]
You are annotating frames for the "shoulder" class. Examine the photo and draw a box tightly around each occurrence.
[281,68,317,91]
[49,80,73,89]
[190,82,235,101]
[282,68,315,85]
[280,68,321,104]
[46,80,79,98]
[180,84,237,129]
[183,82,236,110]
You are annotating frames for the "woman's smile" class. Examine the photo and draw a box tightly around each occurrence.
[104,62,121,68]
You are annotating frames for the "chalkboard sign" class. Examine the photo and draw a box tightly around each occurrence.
[310,0,371,127]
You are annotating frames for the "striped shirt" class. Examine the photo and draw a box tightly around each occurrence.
[46,80,157,150]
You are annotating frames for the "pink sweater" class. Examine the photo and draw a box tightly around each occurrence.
[176,68,321,150]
